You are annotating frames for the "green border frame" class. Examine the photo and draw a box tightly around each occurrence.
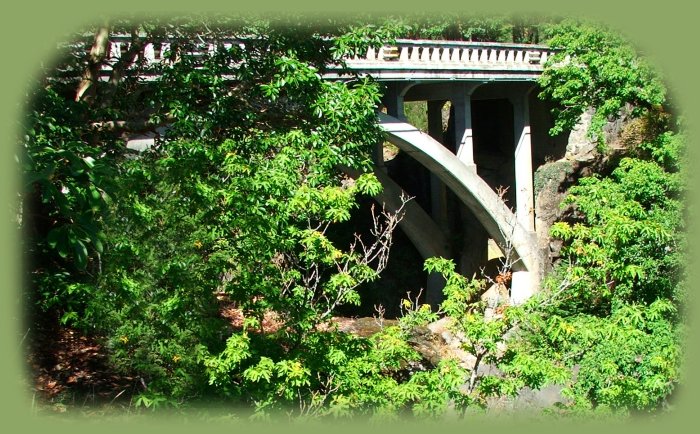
[1,0,697,432]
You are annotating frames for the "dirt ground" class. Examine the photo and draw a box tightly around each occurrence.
[27,306,393,413]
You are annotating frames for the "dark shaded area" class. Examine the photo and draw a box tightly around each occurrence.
[329,196,428,319]
[384,151,433,215]
[530,93,570,169]
[26,313,138,409]
[472,98,516,205]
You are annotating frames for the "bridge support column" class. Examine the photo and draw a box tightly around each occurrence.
[428,100,449,229]
[380,83,412,173]
[426,100,449,307]
[511,90,535,232]
[373,140,386,172]
[511,270,537,305]
[510,87,538,305]
[382,82,408,121]
[452,85,476,171]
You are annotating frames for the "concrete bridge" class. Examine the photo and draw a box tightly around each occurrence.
[332,40,556,305]
[108,37,559,306]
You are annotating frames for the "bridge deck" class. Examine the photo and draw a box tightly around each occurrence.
[329,39,554,81]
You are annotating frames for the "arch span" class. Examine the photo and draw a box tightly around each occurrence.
[377,113,540,277]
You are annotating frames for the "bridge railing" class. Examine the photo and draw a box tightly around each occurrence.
[103,35,245,67]
[348,39,556,70]
[97,35,557,79]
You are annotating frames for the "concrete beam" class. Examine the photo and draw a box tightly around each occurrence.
[404,82,485,102]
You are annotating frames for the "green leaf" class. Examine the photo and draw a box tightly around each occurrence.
[73,240,88,269]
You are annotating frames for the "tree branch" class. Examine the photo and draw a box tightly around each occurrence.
[75,25,110,103]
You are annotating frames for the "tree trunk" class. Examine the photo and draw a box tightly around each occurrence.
[75,25,110,103]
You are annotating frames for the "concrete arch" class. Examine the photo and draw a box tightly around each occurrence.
[343,166,450,261]
[377,112,540,276]
[343,166,450,306]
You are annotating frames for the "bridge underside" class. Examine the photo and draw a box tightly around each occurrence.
[370,79,564,306]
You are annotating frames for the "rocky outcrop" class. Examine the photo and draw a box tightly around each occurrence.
[564,108,599,162]
[534,159,575,271]
[533,106,654,273]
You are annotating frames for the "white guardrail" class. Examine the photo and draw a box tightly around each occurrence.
[101,36,556,79]
[347,39,553,67]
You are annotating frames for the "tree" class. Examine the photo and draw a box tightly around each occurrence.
[513,20,686,414]
[537,19,667,145]
[24,16,487,416]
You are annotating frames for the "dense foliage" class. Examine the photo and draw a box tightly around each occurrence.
[523,129,686,413]
[21,15,685,419]
[392,13,548,44]
[537,20,667,144]
[525,20,685,413]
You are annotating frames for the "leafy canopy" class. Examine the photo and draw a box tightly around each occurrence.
[538,19,666,144]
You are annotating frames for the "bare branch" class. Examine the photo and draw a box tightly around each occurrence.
[316,194,409,320]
